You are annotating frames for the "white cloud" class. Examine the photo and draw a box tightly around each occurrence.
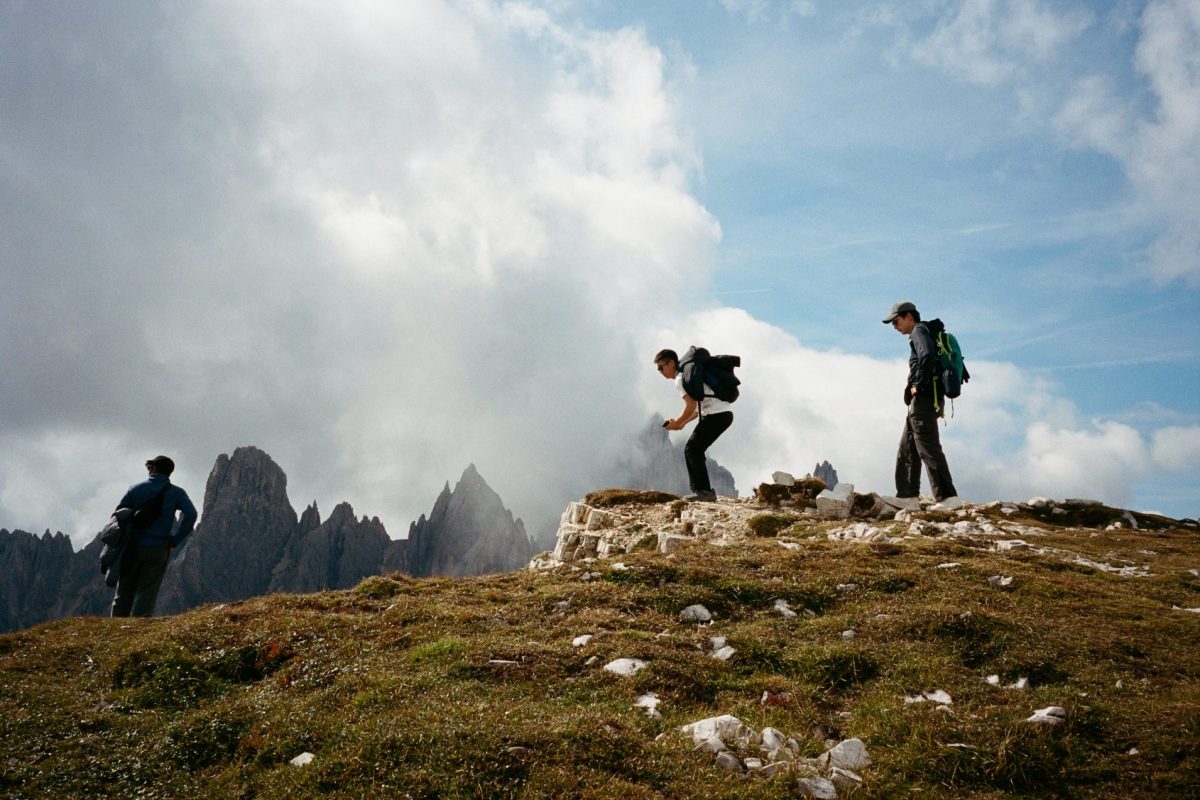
[911,0,1090,87]
[644,307,1194,510]
[1053,0,1200,284]
[1151,425,1200,471]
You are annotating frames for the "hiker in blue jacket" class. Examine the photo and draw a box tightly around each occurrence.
[654,348,734,502]
[110,455,198,617]
[883,302,961,510]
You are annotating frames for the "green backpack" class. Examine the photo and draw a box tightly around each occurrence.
[925,319,969,411]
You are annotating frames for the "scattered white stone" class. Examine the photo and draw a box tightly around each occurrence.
[572,634,593,648]
[986,674,1000,685]
[772,471,796,486]
[1008,677,1029,690]
[487,660,518,666]
[584,656,598,666]
[905,689,952,705]
[1189,569,1199,578]
[821,738,872,771]
[744,757,763,770]
[1172,606,1200,613]
[603,658,647,677]
[778,541,803,551]
[635,692,661,716]
[290,752,315,767]
[841,629,856,640]
[759,761,790,778]
[830,766,863,792]
[711,645,737,661]
[1028,497,1053,508]
[696,735,727,754]
[1000,505,1018,515]
[936,562,961,569]
[609,562,628,571]
[836,583,858,593]
[505,746,530,756]
[1128,747,1139,755]
[555,600,571,612]
[760,727,790,752]
[797,776,838,799]
[1026,706,1067,725]
[680,604,713,622]
[710,636,727,650]
[680,715,758,747]
[988,575,1015,587]
[1116,679,1124,689]
[714,751,743,771]
[774,598,799,618]
[995,539,1030,551]
[815,483,855,519]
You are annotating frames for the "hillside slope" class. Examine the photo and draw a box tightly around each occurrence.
[1,492,1198,799]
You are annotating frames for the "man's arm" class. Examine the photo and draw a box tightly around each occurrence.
[909,325,936,394]
[665,395,699,430]
[168,490,199,548]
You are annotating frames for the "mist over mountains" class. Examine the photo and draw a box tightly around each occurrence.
[0,447,534,633]
[0,426,738,633]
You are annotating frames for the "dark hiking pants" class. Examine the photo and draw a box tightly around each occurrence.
[685,411,733,493]
[111,545,170,617]
[895,395,957,502]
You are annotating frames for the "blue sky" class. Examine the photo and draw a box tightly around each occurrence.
[1,0,1197,543]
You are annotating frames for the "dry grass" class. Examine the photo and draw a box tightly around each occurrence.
[2,506,1198,799]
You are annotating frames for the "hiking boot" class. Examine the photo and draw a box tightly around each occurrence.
[685,490,718,502]
[880,495,920,511]
[929,496,965,511]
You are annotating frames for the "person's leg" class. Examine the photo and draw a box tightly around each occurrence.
[110,548,142,617]
[894,414,921,497]
[129,547,171,617]
[910,406,958,501]
[684,412,733,493]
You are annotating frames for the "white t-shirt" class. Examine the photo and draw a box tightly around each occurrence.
[676,374,733,416]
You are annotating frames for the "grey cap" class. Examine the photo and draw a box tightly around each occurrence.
[882,300,917,324]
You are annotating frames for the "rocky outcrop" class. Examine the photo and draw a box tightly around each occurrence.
[269,502,393,593]
[813,460,839,490]
[0,448,537,632]
[157,446,298,613]
[400,465,534,577]
[0,529,77,631]
[611,416,737,497]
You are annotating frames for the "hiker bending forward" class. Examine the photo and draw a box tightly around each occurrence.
[882,301,959,506]
[654,348,733,502]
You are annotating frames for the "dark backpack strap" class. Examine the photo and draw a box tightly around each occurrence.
[131,483,171,534]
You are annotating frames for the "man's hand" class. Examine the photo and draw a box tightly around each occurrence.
[910,386,918,397]
[664,418,684,431]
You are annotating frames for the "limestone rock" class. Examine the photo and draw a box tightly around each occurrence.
[1026,706,1067,725]
[602,658,647,677]
[815,483,855,519]
[680,604,713,622]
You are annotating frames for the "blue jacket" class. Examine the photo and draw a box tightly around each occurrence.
[116,474,198,548]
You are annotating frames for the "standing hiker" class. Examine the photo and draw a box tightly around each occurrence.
[654,347,738,502]
[110,455,198,617]
[882,302,961,510]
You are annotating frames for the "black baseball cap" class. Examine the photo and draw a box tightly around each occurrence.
[145,455,175,475]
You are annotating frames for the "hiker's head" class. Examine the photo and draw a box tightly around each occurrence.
[653,349,678,379]
[145,455,175,476]
[883,301,919,334]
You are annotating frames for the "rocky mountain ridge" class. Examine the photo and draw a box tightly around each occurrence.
[0,446,534,632]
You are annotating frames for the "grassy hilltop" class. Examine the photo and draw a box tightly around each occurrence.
[2,493,1198,799]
